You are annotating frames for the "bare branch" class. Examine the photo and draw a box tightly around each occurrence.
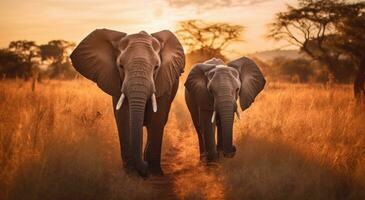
[175,20,244,56]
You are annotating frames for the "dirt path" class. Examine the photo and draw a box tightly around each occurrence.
[146,90,226,199]
[148,132,226,200]
[148,149,179,199]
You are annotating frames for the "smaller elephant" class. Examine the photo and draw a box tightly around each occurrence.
[184,57,265,162]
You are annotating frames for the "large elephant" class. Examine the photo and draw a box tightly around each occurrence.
[70,29,185,177]
[184,57,265,162]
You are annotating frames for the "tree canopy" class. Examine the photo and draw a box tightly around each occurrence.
[40,40,76,79]
[268,0,365,97]
[176,20,244,64]
[0,40,77,79]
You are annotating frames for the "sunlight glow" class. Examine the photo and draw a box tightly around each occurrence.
[0,0,296,53]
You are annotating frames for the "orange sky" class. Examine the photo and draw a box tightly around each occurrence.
[0,0,297,54]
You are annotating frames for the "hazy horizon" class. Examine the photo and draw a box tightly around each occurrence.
[0,0,299,54]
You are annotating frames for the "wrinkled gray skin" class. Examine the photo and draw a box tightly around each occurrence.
[185,57,265,162]
[112,32,162,177]
[70,29,185,177]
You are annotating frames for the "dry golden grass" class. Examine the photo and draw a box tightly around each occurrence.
[0,79,364,200]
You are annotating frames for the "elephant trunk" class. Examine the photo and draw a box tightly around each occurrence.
[127,78,150,177]
[217,101,236,158]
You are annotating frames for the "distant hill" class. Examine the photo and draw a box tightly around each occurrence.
[248,50,309,62]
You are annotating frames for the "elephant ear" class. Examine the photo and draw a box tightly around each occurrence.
[151,30,185,97]
[185,63,216,110]
[228,57,266,111]
[70,28,126,97]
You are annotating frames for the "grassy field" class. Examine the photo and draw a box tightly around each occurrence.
[0,79,364,200]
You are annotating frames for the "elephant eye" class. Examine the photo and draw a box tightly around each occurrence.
[154,65,159,70]
[119,65,124,69]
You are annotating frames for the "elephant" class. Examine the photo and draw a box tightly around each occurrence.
[184,57,265,162]
[70,29,185,177]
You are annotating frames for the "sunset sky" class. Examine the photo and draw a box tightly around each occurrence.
[0,0,297,54]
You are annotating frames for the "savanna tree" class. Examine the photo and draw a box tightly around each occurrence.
[333,2,365,99]
[268,0,365,98]
[8,40,40,79]
[0,49,26,78]
[176,20,244,64]
[267,0,346,79]
[40,40,76,79]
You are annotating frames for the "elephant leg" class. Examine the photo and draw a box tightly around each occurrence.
[112,97,133,172]
[200,109,218,162]
[145,123,165,175]
[192,112,205,161]
[216,117,224,153]
[144,96,171,176]
[189,108,203,154]
[194,115,205,160]
[185,89,205,157]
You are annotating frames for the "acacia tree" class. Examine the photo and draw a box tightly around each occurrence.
[0,40,77,81]
[267,0,346,80]
[8,40,40,79]
[0,49,26,78]
[176,20,244,64]
[268,0,365,98]
[39,40,76,79]
[333,3,365,100]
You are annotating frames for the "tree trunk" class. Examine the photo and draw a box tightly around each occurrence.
[354,60,365,102]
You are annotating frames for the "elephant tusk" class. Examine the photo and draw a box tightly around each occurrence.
[235,109,241,120]
[211,111,216,123]
[116,93,125,110]
[151,93,157,112]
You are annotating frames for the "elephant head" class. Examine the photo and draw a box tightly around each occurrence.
[70,29,184,176]
[185,57,265,157]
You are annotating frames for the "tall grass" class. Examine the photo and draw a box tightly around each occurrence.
[0,80,156,200]
[221,83,365,199]
[0,80,364,199]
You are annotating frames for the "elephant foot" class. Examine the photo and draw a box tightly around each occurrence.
[216,145,223,152]
[136,161,149,178]
[200,154,207,162]
[147,160,164,176]
[149,165,164,176]
[123,162,135,175]
[206,152,219,163]
[200,152,220,164]
[223,145,236,158]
